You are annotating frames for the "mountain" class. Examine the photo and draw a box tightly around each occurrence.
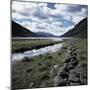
[61,18,87,38]
[12,21,37,37]
[35,31,56,37]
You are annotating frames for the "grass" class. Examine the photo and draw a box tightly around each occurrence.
[12,39,62,53]
[12,38,87,89]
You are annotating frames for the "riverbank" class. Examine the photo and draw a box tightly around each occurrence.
[12,39,62,53]
[12,43,63,61]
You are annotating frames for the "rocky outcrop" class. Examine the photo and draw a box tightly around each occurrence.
[54,43,82,86]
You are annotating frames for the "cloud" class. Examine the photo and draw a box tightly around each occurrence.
[12,1,88,36]
[71,16,85,24]
[53,4,87,16]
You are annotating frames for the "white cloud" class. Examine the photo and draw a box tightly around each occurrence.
[63,16,71,21]
[51,4,87,17]
[12,1,87,36]
[52,22,63,26]
[71,16,85,24]
[12,1,37,15]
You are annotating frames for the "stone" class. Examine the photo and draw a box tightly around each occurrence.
[64,58,71,63]
[58,70,69,79]
[54,76,67,86]
[53,64,58,68]
[69,60,79,67]
[69,72,80,83]
[63,64,69,72]
[68,64,75,70]
[70,83,80,86]
[29,82,34,87]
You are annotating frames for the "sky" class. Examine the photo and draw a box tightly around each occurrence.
[12,0,88,36]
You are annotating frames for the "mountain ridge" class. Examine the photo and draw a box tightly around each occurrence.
[35,31,56,37]
[60,18,87,38]
[12,21,37,37]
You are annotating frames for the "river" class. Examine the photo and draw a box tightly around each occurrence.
[12,43,62,61]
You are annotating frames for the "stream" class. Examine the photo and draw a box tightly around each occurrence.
[12,43,63,61]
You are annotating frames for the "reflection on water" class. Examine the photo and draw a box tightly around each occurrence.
[12,37,77,41]
[12,43,62,61]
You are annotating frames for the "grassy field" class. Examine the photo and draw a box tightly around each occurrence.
[12,38,87,89]
[12,39,62,53]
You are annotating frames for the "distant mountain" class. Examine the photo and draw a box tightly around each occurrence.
[61,18,87,38]
[35,31,56,37]
[12,21,37,37]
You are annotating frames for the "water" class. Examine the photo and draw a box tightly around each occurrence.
[12,43,62,61]
[12,37,77,41]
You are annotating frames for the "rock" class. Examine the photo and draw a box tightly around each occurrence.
[50,69,54,77]
[75,64,82,73]
[29,82,34,88]
[68,64,75,70]
[71,55,78,60]
[54,76,67,86]
[53,65,58,68]
[63,64,69,72]
[80,79,87,85]
[58,70,69,79]
[70,69,78,74]
[69,72,80,83]
[69,60,79,67]
[72,48,77,52]
[70,83,80,86]
[54,43,81,86]
[64,58,71,63]
[40,83,46,87]
[73,52,77,56]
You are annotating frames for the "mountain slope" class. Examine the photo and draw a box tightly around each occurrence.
[36,31,56,37]
[61,18,87,38]
[12,21,37,37]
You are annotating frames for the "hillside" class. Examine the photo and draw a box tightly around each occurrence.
[61,18,87,38]
[36,31,56,37]
[12,21,37,37]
